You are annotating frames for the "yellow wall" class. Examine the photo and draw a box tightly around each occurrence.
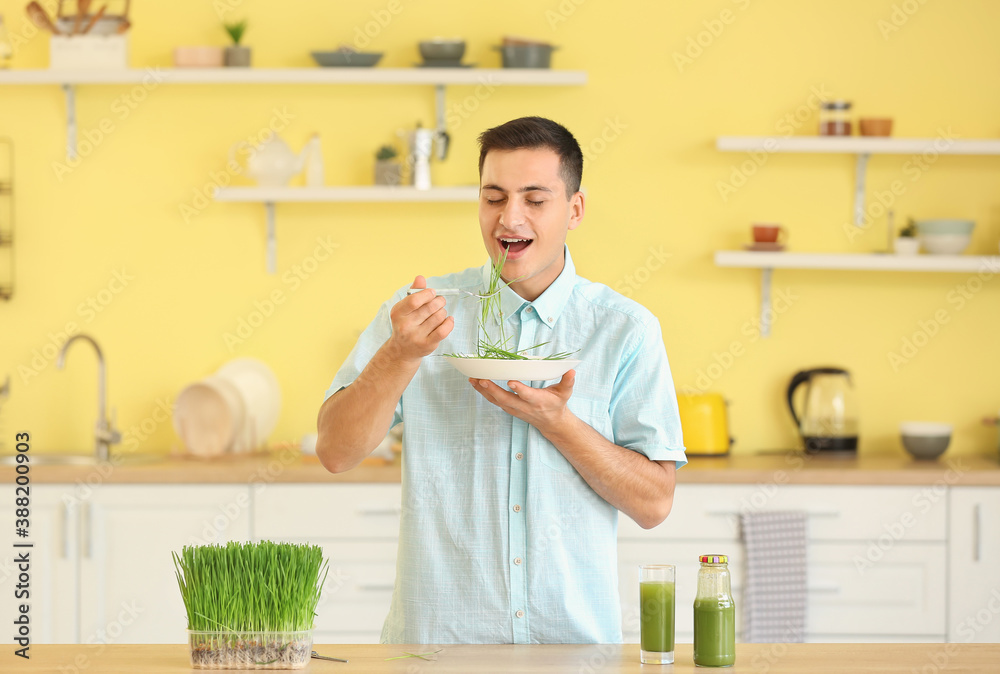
[1,0,997,457]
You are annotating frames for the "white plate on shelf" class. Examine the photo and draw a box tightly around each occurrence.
[443,356,580,382]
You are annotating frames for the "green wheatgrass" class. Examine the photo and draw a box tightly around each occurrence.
[447,247,577,361]
[172,540,328,633]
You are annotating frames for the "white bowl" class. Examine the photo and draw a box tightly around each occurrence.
[914,219,974,234]
[919,233,971,255]
[899,421,952,437]
[443,356,579,382]
[900,422,952,460]
[899,422,952,460]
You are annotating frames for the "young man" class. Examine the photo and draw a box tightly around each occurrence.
[317,116,686,644]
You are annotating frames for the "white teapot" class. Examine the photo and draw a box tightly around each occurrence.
[230,135,307,187]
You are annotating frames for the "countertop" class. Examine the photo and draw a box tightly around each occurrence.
[7,643,1000,673]
[5,450,999,486]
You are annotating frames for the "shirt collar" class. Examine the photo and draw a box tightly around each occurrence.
[478,245,577,331]
[528,245,577,331]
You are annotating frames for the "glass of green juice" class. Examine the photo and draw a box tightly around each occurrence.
[639,564,675,665]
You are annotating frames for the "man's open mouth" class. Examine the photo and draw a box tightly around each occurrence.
[499,237,533,254]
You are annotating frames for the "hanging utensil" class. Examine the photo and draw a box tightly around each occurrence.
[80,3,106,34]
[25,2,62,35]
[72,0,90,34]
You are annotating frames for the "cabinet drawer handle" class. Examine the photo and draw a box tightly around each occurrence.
[973,503,981,563]
[81,502,92,560]
[59,503,69,560]
[355,583,395,592]
[807,582,840,594]
[355,507,401,517]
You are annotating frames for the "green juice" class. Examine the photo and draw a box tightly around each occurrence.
[693,598,736,667]
[640,580,675,653]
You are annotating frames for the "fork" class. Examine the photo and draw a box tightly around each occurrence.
[311,650,349,663]
[407,287,501,299]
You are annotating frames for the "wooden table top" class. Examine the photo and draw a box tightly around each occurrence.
[5,449,998,486]
[6,643,999,673]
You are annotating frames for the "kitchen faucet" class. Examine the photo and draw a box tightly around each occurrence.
[57,334,121,462]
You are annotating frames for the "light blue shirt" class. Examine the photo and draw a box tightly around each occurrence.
[326,247,687,644]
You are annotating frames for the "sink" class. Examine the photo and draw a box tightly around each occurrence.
[0,453,167,466]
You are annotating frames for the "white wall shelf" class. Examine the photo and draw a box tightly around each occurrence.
[715,250,1000,337]
[715,250,1000,272]
[716,136,1000,155]
[716,136,1000,226]
[0,68,587,160]
[216,186,481,273]
[214,185,480,203]
[0,67,587,86]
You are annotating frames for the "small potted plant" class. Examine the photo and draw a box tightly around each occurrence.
[894,219,920,255]
[223,20,251,67]
[174,541,328,669]
[374,144,402,186]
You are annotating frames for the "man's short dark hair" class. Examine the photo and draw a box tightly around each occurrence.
[477,116,583,199]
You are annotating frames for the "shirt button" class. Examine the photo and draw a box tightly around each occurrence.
[515,452,524,460]
[513,504,521,513]
[513,557,522,565]
[547,317,553,323]
[526,307,533,313]
[516,610,525,618]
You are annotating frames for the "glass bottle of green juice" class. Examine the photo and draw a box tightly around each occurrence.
[693,554,736,667]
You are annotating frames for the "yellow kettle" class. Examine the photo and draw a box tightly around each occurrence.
[677,393,732,455]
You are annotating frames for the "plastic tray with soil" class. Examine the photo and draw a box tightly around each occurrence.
[187,630,313,670]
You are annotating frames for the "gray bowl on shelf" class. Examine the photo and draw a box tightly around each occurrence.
[419,40,466,62]
[900,422,952,460]
[494,44,557,68]
[311,51,383,67]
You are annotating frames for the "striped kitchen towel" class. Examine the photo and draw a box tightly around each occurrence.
[739,510,807,643]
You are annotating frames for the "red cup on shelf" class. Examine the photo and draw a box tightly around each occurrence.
[752,223,786,244]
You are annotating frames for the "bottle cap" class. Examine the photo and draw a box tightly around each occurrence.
[699,554,728,564]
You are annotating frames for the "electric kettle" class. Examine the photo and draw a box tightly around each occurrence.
[786,367,859,453]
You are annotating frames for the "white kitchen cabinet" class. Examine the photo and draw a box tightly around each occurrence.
[254,484,402,644]
[618,484,948,643]
[1,483,250,645]
[2,477,980,646]
[948,487,1000,643]
[0,485,77,643]
[78,485,251,644]
[807,542,945,639]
